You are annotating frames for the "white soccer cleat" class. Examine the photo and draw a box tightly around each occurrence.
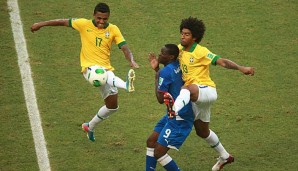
[212,155,234,171]
[126,69,135,92]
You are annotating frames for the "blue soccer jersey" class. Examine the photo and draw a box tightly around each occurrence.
[158,60,194,123]
[154,60,194,150]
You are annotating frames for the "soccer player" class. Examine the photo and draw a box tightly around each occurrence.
[146,44,194,171]
[169,17,255,170]
[31,2,139,142]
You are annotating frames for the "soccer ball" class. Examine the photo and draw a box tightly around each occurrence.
[87,66,108,87]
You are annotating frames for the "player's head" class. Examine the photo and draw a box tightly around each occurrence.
[93,3,110,29]
[158,44,179,65]
[180,17,205,46]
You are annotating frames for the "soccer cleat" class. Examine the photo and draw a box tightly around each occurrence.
[163,92,176,119]
[212,155,234,171]
[81,123,95,142]
[126,69,135,92]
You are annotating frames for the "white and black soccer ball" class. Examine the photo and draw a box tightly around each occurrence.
[87,66,108,87]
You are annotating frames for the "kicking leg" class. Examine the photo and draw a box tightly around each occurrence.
[194,119,234,171]
[173,84,198,113]
[106,69,135,92]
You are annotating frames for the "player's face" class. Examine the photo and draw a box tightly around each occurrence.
[93,11,110,29]
[180,28,195,47]
[158,47,172,65]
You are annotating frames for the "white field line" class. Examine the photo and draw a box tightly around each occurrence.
[7,0,51,170]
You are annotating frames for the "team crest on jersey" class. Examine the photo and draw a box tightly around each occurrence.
[189,56,194,63]
[105,32,110,39]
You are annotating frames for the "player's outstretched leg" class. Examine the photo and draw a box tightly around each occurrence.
[81,123,95,142]
[126,69,135,92]
[212,155,234,171]
[163,92,176,118]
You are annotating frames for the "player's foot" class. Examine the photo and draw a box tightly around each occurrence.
[163,92,176,119]
[212,155,234,171]
[81,123,95,142]
[126,69,135,92]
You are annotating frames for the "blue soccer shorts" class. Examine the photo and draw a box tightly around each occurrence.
[154,115,193,150]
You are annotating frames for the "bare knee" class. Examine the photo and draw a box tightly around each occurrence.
[194,120,210,138]
[196,129,210,138]
[146,132,159,148]
[104,94,118,109]
[146,136,156,148]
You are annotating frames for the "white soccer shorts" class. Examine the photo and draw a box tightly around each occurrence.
[192,85,217,122]
[83,66,118,99]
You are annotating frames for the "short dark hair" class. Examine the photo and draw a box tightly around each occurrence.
[94,3,110,14]
[165,44,179,59]
[180,17,205,43]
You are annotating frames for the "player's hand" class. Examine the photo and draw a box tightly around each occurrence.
[31,23,42,32]
[240,66,255,76]
[148,52,159,71]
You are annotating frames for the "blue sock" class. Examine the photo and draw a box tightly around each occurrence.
[163,160,180,171]
[146,148,157,171]
[158,154,180,171]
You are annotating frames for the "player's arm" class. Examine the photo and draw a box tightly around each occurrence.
[155,71,165,104]
[31,19,69,32]
[148,52,163,103]
[216,58,255,76]
[120,44,139,68]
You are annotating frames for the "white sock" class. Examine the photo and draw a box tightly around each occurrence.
[88,105,118,131]
[157,154,172,166]
[106,71,126,90]
[205,130,229,159]
[173,89,190,113]
[146,147,155,157]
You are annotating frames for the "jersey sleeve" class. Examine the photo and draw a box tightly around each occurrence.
[207,52,220,65]
[201,47,220,65]
[111,25,127,48]
[69,18,87,32]
[158,67,172,92]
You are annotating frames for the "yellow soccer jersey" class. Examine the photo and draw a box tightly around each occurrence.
[178,43,220,87]
[69,18,127,72]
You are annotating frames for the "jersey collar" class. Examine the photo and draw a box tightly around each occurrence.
[182,42,197,52]
[92,19,109,29]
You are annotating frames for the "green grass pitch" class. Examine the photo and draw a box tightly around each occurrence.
[1,0,297,170]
